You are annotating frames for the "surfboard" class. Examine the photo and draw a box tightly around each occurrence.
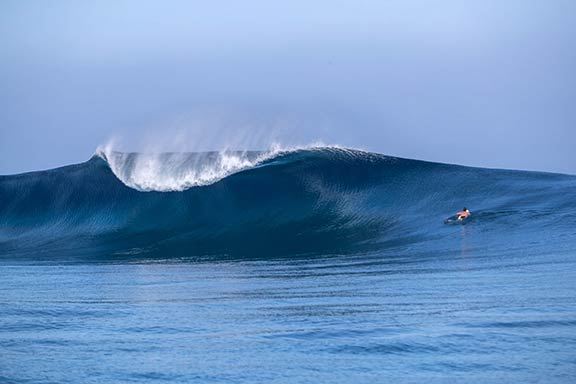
[444,215,469,225]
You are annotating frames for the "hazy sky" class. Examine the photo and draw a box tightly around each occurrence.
[1,0,575,174]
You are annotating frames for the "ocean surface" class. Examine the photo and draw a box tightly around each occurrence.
[1,147,575,383]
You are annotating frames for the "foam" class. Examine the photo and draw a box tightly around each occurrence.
[96,142,334,192]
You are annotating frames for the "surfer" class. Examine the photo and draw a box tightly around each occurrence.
[457,207,471,221]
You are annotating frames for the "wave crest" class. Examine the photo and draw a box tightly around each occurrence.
[96,143,335,191]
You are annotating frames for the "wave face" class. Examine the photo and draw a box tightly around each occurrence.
[1,148,575,262]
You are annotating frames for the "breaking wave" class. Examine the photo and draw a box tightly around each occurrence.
[1,147,575,261]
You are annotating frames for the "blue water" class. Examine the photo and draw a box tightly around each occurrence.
[1,148,575,383]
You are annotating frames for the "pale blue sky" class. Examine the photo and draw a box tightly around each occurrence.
[1,0,575,174]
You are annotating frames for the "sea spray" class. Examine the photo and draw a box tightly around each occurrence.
[96,141,336,191]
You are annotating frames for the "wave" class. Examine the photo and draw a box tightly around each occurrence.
[1,147,575,261]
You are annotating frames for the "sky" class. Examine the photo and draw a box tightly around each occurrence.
[1,0,575,175]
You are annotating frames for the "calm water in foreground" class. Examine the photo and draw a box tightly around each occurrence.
[2,245,575,383]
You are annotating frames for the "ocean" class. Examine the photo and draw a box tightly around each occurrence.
[1,147,575,383]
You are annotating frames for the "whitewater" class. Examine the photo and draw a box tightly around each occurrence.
[1,146,575,383]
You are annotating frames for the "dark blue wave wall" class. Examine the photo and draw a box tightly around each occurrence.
[1,148,574,261]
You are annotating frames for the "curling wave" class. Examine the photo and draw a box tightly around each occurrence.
[1,147,575,261]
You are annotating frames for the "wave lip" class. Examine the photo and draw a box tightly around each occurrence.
[96,143,338,191]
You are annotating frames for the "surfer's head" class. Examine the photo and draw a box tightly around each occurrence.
[463,207,468,212]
